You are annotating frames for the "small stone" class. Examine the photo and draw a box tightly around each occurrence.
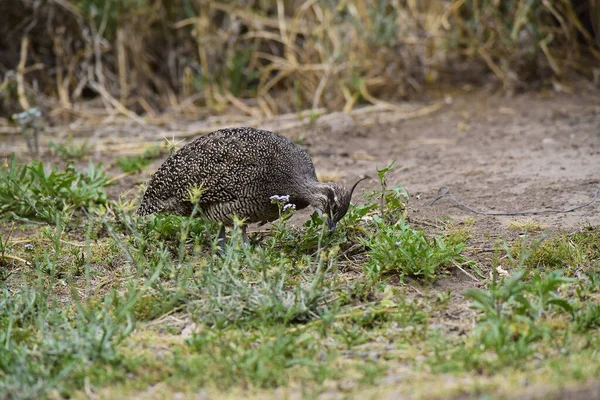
[180,323,197,339]
[542,137,555,145]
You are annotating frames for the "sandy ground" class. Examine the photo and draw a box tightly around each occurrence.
[305,87,600,234]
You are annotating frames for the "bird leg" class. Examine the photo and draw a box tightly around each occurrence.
[216,224,249,255]
[217,224,226,254]
[241,225,249,245]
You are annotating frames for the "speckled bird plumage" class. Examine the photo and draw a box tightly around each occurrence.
[137,127,362,234]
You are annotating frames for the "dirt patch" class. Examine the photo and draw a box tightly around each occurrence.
[303,87,600,233]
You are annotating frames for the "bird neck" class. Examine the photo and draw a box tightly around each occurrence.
[304,181,333,211]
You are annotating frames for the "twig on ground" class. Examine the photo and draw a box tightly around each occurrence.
[107,171,135,185]
[1,254,30,266]
[452,260,480,282]
[88,81,147,125]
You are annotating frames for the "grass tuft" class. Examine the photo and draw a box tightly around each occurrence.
[0,156,109,223]
[116,144,166,174]
[507,219,546,233]
[361,216,465,282]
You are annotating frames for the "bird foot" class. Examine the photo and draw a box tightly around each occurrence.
[215,225,250,256]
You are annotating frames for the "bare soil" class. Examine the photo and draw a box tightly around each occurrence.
[307,87,600,233]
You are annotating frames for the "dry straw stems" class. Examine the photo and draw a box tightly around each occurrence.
[0,0,599,120]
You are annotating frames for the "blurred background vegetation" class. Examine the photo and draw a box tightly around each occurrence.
[1,0,599,120]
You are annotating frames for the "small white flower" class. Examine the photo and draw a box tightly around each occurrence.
[269,194,290,203]
[283,203,296,212]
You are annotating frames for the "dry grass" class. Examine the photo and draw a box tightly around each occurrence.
[1,0,599,122]
[508,219,546,233]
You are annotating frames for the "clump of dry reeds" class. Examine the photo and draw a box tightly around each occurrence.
[1,0,599,120]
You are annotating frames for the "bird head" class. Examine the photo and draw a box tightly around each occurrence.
[313,177,368,234]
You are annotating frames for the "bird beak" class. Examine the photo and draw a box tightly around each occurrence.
[327,215,336,234]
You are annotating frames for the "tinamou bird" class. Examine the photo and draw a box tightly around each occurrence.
[137,127,364,245]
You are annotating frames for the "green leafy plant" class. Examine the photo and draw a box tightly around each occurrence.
[575,271,600,301]
[0,156,109,223]
[364,160,409,224]
[361,216,464,281]
[575,303,600,333]
[116,144,164,174]
[463,269,574,366]
[528,269,575,318]
[50,137,90,160]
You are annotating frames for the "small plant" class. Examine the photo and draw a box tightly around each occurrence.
[116,144,164,174]
[50,137,90,160]
[0,156,109,223]
[575,271,600,301]
[528,269,575,318]
[143,214,212,245]
[575,303,600,333]
[361,216,464,282]
[335,324,369,349]
[364,160,408,224]
[463,266,574,366]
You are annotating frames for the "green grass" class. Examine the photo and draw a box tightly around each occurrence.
[49,137,91,161]
[361,216,465,281]
[518,229,600,274]
[0,155,108,223]
[116,144,165,174]
[1,158,599,399]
